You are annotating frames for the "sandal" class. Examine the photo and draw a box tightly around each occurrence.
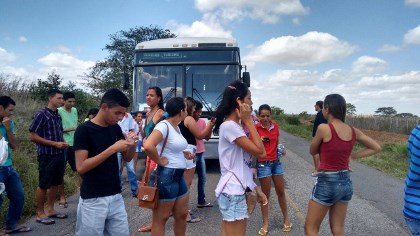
[186,214,201,223]
[197,202,213,208]
[281,223,293,232]
[138,223,152,233]
[59,202,68,208]
[5,225,32,234]
[258,228,268,236]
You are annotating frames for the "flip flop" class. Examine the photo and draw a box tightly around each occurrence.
[5,225,32,234]
[36,217,55,225]
[197,202,213,208]
[186,214,201,223]
[258,228,268,236]
[58,202,68,208]
[48,212,68,219]
[281,223,293,232]
[138,223,152,232]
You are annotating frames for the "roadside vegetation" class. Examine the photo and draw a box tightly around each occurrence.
[272,113,411,180]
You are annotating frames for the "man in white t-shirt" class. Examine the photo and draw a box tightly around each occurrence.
[117,112,138,197]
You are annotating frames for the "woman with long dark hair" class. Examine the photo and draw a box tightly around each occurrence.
[214,80,267,236]
[304,94,381,236]
[144,97,194,236]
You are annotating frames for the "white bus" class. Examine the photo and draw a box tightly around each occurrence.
[131,37,250,159]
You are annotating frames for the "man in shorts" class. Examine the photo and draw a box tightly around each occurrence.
[74,88,138,236]
[57,91,78,208]
[29,89,69,225]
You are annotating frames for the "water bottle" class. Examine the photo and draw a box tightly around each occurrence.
[277,144,285,159]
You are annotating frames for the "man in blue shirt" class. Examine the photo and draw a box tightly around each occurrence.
[0,96,32,234]
[404,124,420,235]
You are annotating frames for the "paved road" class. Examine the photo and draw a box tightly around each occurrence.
[20,131,409,235]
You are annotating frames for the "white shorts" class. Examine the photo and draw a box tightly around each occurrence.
[185,159,196,170]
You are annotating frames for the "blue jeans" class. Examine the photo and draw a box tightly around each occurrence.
[117,153,138,196]
[405,216,420,235]
[150,166,188,202]
[195,152,207,204]
[76,194,128,236]
[256,160,284,179]
[217,193,248,222]
[0,166,24,230]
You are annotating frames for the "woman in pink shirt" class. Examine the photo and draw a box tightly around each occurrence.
[304,94,381,236]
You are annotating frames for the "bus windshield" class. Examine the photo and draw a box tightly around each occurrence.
[133,64,240,113]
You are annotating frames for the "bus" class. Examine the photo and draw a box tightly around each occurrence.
[131,37,250,159]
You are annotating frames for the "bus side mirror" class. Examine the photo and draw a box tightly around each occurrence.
[123,72,130,90]
[242,72,250,87]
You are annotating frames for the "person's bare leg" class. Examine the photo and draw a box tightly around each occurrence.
[328,202,348,236]
[151,200,175,236]
[304,200,329,236]
[259,176,271,232]
[223,219,247,236]
[183,168,197,222]
[58,183,66,205]
[35,187,47,218]
[46,186,58,214]
[172,195,189,236]
[272,175,290,226]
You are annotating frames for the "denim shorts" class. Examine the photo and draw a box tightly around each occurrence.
[150,166,188,202]
[256,160,284,179]
[311,171,353,206]
[217,193,249,222]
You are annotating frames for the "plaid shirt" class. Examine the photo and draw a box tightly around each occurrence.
[29,107,64,156]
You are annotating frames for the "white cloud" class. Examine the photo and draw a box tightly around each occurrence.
[404,25,420,45]
[405,0,420,7]
[351,56,388,75]
[37,52,95,84]
[378,44,400,53]
[18,36,27,43]
[0,48,16,62]
[194,0,308,24]
[244,31,356,66]
[56,46,72,54]
[167,16,233,38]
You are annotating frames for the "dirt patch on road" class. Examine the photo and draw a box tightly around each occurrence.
[359,129,409,145]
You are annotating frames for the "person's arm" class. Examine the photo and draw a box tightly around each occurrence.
[234,101,266,159]
[351,128,381,159]
[76,140,132,175]
[143,127,168,166]
[309,124,328,156]
[29,132,68,149]
[63,128,77,133]
[2,117,17,150]
[185,116,213,140]
[121,131,138,161]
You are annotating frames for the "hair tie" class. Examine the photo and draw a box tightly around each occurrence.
[227,85,236,90]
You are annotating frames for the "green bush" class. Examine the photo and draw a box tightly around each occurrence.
[284,115,300,126]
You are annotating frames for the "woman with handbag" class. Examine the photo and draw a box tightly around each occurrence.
[138,86,165,233]
[143,97,194,236]
[213,81,268,236]
[254,104,291,236]
[304,94,381,236]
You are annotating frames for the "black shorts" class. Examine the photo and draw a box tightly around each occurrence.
[38,153,66,189]
[64,146,77,172]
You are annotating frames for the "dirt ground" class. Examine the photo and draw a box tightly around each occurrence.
[359,129,409,145]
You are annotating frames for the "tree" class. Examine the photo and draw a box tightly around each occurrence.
[271,106,284,116]
[85,25,176,98]
[30,71,62,101]
[395,113,417,118]
[346,103,356,115]
[375,107,397,117]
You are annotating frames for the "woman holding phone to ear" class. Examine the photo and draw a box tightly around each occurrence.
[213,81,267,236]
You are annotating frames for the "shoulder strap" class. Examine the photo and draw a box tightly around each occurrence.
[229,171,246,191]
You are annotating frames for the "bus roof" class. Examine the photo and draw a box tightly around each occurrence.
[135,37,238,50]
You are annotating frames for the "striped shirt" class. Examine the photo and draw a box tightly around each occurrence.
[404,125,420,219]
[29,107,64,156]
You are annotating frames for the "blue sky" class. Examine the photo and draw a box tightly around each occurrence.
[1,0,420,115]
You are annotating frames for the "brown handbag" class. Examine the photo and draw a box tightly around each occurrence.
[231,171,257,214]
[138,123,169,209]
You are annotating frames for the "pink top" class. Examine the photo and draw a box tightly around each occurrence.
[195,118,206,153]
[319,123,356,171]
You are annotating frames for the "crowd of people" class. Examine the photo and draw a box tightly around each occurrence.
[2,80,420,235]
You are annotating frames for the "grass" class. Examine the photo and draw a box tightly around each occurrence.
[272,114,409,180]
